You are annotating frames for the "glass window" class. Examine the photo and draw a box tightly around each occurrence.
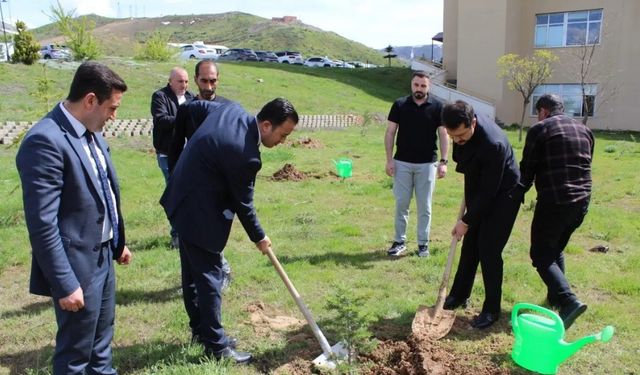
[534,9,602,47]
[530,84,597,117]
[588,22,601,44]
[536,14,548,25]
[548,25,564,47]
[589,9,602,21]
[567,23,587,45]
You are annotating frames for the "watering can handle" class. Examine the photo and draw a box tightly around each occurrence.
[512,302,565,333]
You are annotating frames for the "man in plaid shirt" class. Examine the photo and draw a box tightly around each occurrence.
[519,93,594,330]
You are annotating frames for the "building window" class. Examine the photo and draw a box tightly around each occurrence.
[531,84,597,117]
[535,9,602,48]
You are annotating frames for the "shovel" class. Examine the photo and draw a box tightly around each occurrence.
[265,247,348,369]
[412,198,466,340]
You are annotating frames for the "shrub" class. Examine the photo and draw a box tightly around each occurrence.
[11,21,40,65]
[136,32,174,61]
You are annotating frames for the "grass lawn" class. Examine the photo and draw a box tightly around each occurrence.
[0,60,638,374]
[1,126,638,374]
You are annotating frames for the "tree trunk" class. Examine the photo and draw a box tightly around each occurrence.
[519,99,529,142]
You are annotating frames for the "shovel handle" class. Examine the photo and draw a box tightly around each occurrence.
[433,199,467,312]
[265,247,333,356]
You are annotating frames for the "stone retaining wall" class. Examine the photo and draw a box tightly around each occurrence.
[0,115,362,144]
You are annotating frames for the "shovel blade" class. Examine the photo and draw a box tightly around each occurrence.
[312,341,348,369]
[412,305,456,340]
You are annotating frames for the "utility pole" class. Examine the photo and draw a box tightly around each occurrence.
[0,0,10,62]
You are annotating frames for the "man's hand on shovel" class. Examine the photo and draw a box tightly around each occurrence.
[451,219,469,241]
[256,236,272,254]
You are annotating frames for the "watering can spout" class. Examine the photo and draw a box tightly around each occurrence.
[559,325,615,361]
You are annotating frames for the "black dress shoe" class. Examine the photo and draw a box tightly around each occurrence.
[205,347,252,364]
[227,336,237,349]
[443,295,469,310]
[471,312,500,329]
[560,300,587,330]
[192,335,237,349]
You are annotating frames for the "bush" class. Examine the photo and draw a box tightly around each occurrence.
[11,21,40,65]
[136,32,174,61]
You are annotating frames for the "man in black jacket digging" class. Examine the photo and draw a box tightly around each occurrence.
[440,100,521,329]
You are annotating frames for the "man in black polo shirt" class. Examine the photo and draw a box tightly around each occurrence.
[519,94,594,330]
[384,71,449,257]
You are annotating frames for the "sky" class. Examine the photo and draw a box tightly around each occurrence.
[1,0,444,49]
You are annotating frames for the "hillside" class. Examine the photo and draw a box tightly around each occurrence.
[0,59,411,122]
[33,12,386,65]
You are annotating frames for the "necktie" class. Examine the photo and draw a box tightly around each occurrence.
[85,132,119,246]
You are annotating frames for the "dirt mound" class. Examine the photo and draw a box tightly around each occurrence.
[272,163,308,181]
[290,137,324,148]
[246,302,305,336]
[361,335,509,375]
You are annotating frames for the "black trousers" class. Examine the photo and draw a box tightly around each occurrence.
[530,199,589,306]
[179,238,231,353]
[449,192,520,314]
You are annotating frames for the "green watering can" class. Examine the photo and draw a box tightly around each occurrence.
[333,158,352,178]
[511,303,615,374]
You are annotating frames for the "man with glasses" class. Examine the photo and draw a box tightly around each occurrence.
[384,71,449,258]
[440,100,520,330]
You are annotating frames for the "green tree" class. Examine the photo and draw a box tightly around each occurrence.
[497,50,557,141]
[383,45,397,67]
[325,285,376,371]
[136,31,174,61]
[30,63,62,114]
[47,0,100,60]
[11,21,40,65]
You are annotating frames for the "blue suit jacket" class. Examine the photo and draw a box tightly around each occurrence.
[16,104,126,299]
[160,101,265,253]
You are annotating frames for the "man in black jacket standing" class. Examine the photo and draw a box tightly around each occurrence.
[440,100,521,329]
[519,94,593,330]
[151,66,194,248]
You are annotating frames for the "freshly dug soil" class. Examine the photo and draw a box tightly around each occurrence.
[272,163,308,181]
[290,137,324,149]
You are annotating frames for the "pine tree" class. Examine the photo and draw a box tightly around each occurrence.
[11,20,40,65]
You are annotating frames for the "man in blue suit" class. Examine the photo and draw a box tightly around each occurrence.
[161,98,298,364]
[16,62,132,374]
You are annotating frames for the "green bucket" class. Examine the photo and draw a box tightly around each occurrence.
[333,158,352,178]
[511,303,615,375]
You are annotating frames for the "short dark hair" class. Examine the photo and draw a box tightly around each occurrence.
[195,59,218,78]
[535,94,564,113]
[257,98,299,128]
[67,61,127,104]
[412,70,429,79]
[441,100,475,129]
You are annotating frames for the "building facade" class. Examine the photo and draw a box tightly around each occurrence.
[443,0,639,131]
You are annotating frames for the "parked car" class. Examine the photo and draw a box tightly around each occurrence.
[255,51,279,62]
[39,44,71,60]
[179,44,219,60]
[303,56,336,67]
[333,60,355,69]
[218,48,259,62]
[275,51,304,64]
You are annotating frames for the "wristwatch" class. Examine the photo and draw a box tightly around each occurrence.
[439,159,448,165]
